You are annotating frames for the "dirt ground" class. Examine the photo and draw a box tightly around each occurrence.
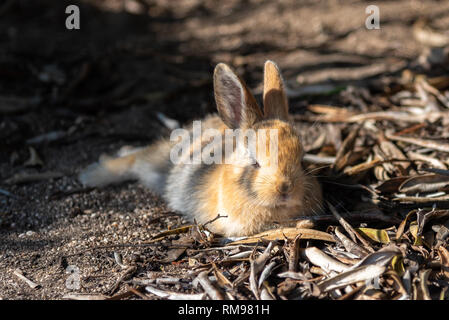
[1,0,449,299]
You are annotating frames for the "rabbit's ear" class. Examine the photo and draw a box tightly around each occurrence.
[214,63,262,129]
[263,60,289,120]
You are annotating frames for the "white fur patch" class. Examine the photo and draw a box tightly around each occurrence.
[78,162,134,187]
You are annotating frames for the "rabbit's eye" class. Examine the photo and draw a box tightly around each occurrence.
[252,160,260,169]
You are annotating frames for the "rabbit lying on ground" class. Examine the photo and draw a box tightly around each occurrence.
[79,61,322,236]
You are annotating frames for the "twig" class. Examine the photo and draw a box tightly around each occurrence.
[303,154,336,165]
[419,269,432,300]
[196,271,225,300]
[145,285,205,300]
[49,187,95,200]
[290,211,401,224]
[0,188,18,199]
[386,134,449,153]
[65,293,109,300]
[327,202,374,252]
[203,214,228,228]
[106,266,137,296]
[127,286,149,300]
[4,171,64,185]
[334,227,370,258]
[13,269,40,289]
[289,235,301,272]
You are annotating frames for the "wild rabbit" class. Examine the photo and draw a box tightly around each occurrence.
[79,61,322,236]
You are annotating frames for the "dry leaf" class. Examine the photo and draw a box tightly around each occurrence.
[227,227,335,245]
[356,227,390,244]
[399,174,449,194]
[409,221,423,246]
[317,265,386,292]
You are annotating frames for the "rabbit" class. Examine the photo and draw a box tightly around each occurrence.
[79,60,323,237]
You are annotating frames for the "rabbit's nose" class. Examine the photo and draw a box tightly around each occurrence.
[278,181,293,195]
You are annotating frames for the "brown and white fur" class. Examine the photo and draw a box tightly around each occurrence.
[79,61,322,237]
